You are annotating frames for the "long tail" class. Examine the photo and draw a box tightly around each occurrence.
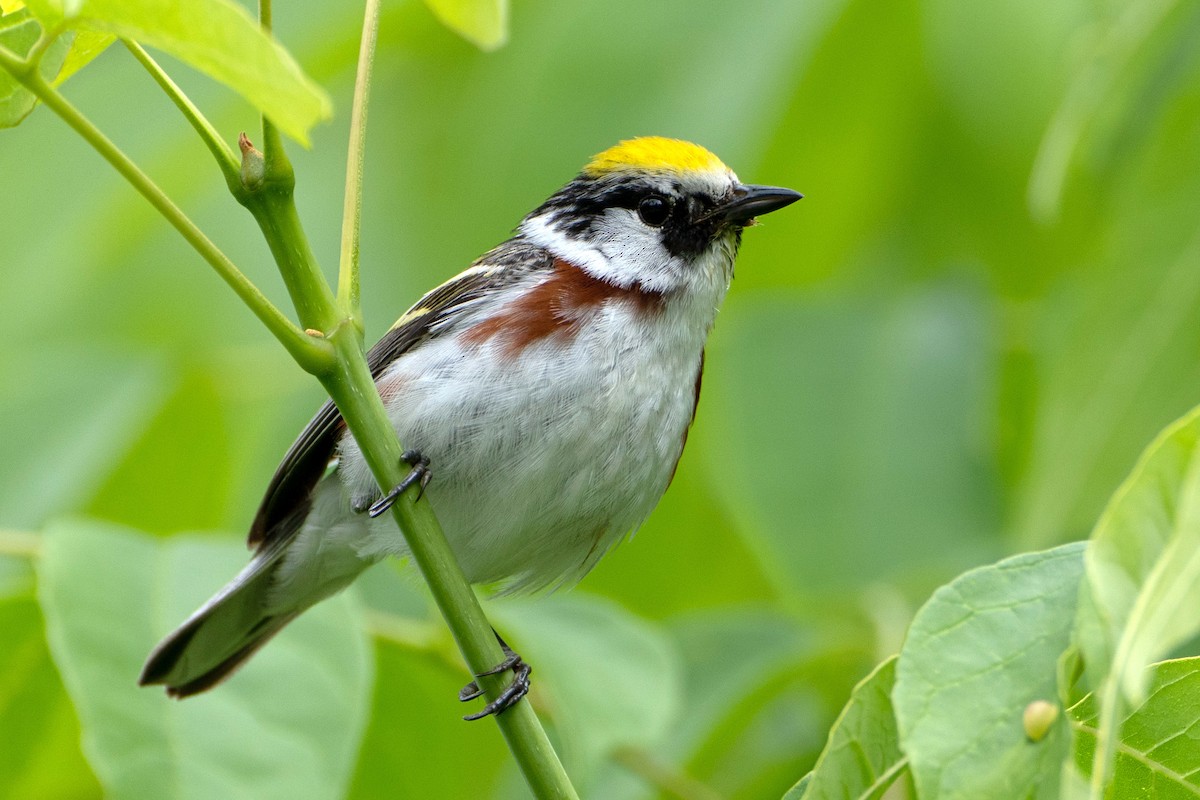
[139,541,296,698]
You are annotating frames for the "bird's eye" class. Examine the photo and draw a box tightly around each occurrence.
[637,195,672,227]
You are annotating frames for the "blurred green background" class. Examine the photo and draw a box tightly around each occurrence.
[4,0,1200,797]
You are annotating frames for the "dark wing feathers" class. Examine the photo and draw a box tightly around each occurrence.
[246,242,550,551]
[247,401,343,547]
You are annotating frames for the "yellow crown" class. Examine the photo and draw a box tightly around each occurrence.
[584,137,728,177]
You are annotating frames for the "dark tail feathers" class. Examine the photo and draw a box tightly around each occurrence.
[139,546,295,698]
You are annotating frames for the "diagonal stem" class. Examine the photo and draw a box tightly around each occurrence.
[123,39,241,192]
[320,331,578,799]
[0,46,333,375]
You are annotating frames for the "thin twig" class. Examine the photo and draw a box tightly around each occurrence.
[122,39,241,190]
[257,0,287,179]
[336,0,382,328]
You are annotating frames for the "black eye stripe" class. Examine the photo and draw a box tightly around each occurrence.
[594,183,660,211]
[530,174,732,259]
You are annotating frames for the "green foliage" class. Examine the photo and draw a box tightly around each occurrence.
[795,407,1200,799]
[20,0,330,144]
[705,289,996,592]
[1077,408,1200,698]
[422,0,508,51]
[37,520,372,800]
[894,544,1083,799]
[1073,406,1200,791]
[786,656,904,800]
[53,30,114,86]
[0,8,69,126]
[0,592,100,800]
[4,0,1200,797]
[1071,657,1200,799]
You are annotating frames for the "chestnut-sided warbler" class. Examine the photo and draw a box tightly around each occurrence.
[140,137,800,718]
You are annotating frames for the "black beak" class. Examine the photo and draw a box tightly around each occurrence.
[718,184,803,223]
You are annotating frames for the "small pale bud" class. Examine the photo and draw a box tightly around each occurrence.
[1023,699,1059,742]
[304,328,325,338]
[239,132,265,191]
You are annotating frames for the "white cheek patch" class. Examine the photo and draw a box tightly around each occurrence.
[520,214,609,274]
[521,211,686,294]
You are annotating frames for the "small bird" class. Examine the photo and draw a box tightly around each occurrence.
[140,136,800,717]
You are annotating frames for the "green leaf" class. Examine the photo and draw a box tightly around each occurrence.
[783,773,813,800]
[1077,405,1200,696]
[795,655,906,800]
[21,0,330,144]
[53,29,114,85]
[894,542,1086,800]
[1071,657,1200,799]
[36,519,373,800]
[1013,38,1200,548]
[0,9,71,127]
[490,593,683,784]
[422,0,508,51]
[0,592,102,799]
[1073,405,1200,794]
[348,578,690,795]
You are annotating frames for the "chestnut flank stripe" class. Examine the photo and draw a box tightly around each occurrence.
[462,258,664,357]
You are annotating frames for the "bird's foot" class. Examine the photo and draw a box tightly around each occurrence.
[367,450,431,518]
[459,642,532,721]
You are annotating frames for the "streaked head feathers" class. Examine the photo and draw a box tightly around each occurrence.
[584,136,730,177]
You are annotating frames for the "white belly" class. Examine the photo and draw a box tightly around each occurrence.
[336,298,706,591]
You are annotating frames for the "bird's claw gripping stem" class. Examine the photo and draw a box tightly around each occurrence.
[460,643,532,721]
[368,449,431,517]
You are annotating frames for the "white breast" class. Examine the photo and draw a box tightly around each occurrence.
[336,277,722,592]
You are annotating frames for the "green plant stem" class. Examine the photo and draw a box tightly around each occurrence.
[122,39,241,192]
[25,26,59,67]
[242,189,339,335]
[336,0,382,330]
[318,330,578,799]
[238,135,576,794]
[256,0,289,182]
[0,47,333,375]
